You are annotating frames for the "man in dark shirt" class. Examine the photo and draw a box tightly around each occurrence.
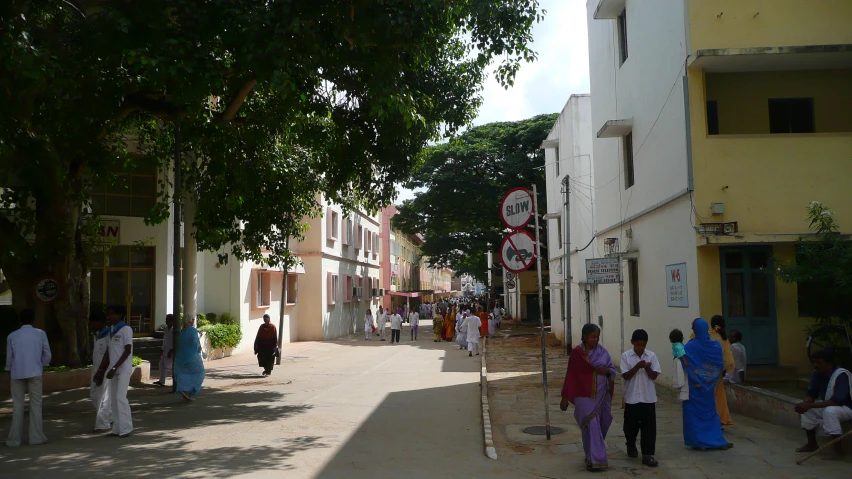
[794,349,852,456]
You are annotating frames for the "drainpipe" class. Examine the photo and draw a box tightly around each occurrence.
[563,175,571,355]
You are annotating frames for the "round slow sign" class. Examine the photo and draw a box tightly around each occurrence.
[35,277,60,303]
[500,230,537,274]
[500,187,535,230]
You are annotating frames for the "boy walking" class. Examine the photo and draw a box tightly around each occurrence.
[94,306,134,438]
[390,310,402,344]
[620,329,661,467]
[409,309,419,341]
[376,306,387,341]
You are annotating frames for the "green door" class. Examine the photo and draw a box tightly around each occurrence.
[720,247,778,364]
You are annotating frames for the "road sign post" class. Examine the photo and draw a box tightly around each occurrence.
[531,183,552,440]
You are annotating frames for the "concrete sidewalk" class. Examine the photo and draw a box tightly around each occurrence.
[485,332,852,479]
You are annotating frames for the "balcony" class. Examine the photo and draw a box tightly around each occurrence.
[688,0,852,70]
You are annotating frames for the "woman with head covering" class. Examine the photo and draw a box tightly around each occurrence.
[690,315,736,425]
[560,323,617,471]
[254,314,278,376]
[682,318,733,450]
[442,306,455,341]
[174,315,205,402]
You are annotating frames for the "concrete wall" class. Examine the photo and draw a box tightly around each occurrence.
[706,70,852,134]
[687,0,852,53]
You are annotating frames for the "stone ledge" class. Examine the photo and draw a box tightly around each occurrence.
[0,361,150,394]
[725,383,799,429]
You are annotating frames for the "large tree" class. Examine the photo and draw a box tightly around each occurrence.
[0,0,544,365]
[393,113,557,279]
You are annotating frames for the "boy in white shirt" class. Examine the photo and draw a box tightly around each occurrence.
[724,329,747,384]
[409,310,419,341]
[620,329,661,468]
[390,311,403,344]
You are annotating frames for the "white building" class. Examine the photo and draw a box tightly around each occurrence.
[586,0,698,372]
[541,94,595,349]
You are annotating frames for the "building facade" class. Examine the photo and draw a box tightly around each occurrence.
[577,0,852,377]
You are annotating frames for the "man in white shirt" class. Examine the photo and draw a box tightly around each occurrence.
[153,314,175,386]
[409,310,420,341]
[464,311,482,357]
[5,308,51,446]
[620,329,661,467]
[89,311,112,432]
[389,310,403,344]
[725,329,747,385]
[376,306,387,341]
[94,306,134,438]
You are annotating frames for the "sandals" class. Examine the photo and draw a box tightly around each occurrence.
[642,455,659,467]
[626,443,639,458]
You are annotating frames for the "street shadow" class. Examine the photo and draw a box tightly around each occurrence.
[0,382,316,478]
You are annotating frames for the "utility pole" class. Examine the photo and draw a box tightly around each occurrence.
[276,235,290,366]
[171,122,182,393]
[531,184,552,440]
[562,175,572,355]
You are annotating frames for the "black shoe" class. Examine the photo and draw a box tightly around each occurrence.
[627,443,638,458]
[469,352,473,357]
[642,455,658,467]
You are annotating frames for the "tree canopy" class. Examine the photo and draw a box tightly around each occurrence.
[393,113,557,279]
[0,0,544,365]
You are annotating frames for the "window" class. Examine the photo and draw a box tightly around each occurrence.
[344,275,353,302]
[372,233,379,258]
[343,219,352,245]
[555,217,562,249]
[768,98,815,134]
[706,101,720,135]
[795,246,852,318]
[254,271,271,309]
[617,8,628,65]
[327,208,339,241]
[327,273,339,305]
[356,225,363,249]
[554,146,560,176]
[364,229,371,257]
[628,259,639,316]
[90,164,158,217]
[286,275,298,305]
[623,132,634,189]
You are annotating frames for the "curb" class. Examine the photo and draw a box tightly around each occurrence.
[481,337,498,460]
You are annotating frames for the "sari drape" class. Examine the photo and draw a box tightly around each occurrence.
[254,323,278,372]
[683,318,729,449]
[691,328,735,425]
[174,327,205,397]
[443,310,456,340]
[562,344,617,469]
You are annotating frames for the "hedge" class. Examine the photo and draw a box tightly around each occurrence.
[199,323,242,350]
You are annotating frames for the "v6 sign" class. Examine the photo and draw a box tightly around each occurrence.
[500,187,534,230]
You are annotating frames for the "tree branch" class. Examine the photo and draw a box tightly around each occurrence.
[220,79,257,122]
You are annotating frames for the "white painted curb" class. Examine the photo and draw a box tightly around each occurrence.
[481,338,498,460]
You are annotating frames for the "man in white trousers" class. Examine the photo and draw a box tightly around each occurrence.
[376,306,387,341]
[89,311,112,432]
[153,314,174,386]
[464,310,482,357]
[94,306,134,438]
[5,309,51,447]
[409,309,420,341]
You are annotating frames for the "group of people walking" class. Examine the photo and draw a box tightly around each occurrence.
[560,316,739,471]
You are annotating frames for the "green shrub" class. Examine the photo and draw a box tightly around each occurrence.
[132,356,142,367]
[206,312,218,324]
[196,313,210,327]
[218,312,237,325]
[199,323,242,349]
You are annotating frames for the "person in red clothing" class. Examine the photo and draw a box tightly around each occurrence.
[477,307,489,338]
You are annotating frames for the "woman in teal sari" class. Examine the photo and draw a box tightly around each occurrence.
[174,316,205,402]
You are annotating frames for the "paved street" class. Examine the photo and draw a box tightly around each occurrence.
[486,331,852,479]
[1,323,513,479]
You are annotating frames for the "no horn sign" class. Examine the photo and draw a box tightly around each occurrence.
[500,230,537,274]
[500,187,534,230]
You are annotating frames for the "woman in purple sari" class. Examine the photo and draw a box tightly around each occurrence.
[560,323,617,471]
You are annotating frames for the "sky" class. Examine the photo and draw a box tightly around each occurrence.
[396,0,591,202]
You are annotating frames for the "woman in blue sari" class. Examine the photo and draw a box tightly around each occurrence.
[682,318,732,450]
[174,316,205,402]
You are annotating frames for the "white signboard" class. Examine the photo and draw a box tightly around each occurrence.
[98,220,120,243]
[500,230,536,273]
[666,263,689,308]
[585,257,620,284]
[500,187,535,230]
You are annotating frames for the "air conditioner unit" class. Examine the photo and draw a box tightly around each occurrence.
[372,288,378,297]
[357,287,364,299]
[379,288,386,296]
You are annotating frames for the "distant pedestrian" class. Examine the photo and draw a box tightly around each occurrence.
[364,309,373,340]
[153,314,175,386]
[456,310,468,350]
[174,315,205,402]
[724,330,746,385]
[681,318,732,451]
[409,309,419,340]
[493,303,502,330]
[89,311,112,433]
[794,349,852,456]
[94,305,134,438]
[376,306,387,341]
[487,313,495,338]
[620,329,660,467]
[5,309,51,446]
[477,308,489,339]
[432,309,444,342]
[254,314,278,376]
[390,311,403,344]
[560,323,616,471]
[464,311,481,357]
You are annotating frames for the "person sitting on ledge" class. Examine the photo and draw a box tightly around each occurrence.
[794,349,852,456]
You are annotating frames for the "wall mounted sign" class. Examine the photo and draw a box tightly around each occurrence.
[666,262,688,308]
